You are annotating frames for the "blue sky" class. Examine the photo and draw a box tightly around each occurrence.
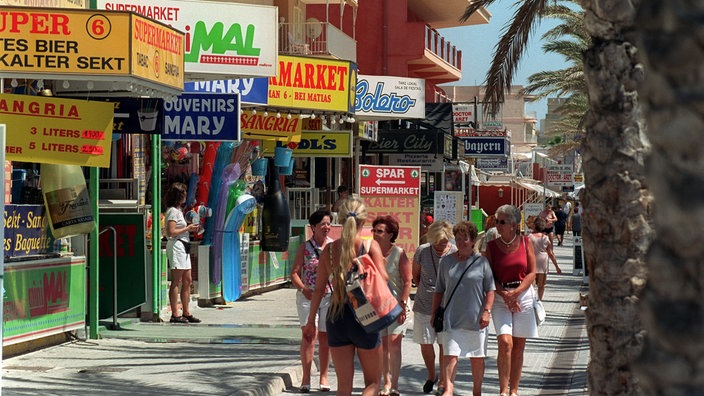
[440,2,570,129]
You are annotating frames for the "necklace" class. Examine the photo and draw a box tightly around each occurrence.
[499,233,518,247]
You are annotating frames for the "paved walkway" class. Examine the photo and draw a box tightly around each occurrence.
[2,235,589,395]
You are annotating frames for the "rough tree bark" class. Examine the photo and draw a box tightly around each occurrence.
[580,0,653,394]
[635,1,704,394]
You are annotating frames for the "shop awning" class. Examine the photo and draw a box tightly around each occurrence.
[514,180,560,198]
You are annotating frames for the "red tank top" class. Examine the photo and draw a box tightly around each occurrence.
[487,236,529,283]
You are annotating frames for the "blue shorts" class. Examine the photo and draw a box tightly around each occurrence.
[326,303,381,349]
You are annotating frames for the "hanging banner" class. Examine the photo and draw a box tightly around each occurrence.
[162,93,240,141]
[359,165,421,261]
[240,112,302,142]
[2,94,114,167]
[268,56,355,112]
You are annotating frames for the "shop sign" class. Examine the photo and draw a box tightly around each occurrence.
[184,78,268,105]
[0,7,184,90]
[3,257,86,345]
[364,130,438,154]
[452,103,476,125]
[461,136,508,157]
[455,129,507,138]
[387,153,443,172]
[476,157,509,172]
[240,111,302,142]
[99,0,278,78]
[162,93,240,141]
[0,0,86,8]
[354,75,425,119]
[269,56,355,112]
[357,120,378,141]
[262,131,352,158]
[93,97,164,134]
[546,164,573,187]
[2,93,114,167]
[3,204,52,258]
[359,165,421,261]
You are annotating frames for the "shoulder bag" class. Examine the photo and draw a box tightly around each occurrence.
[433,255,480,333]
[346,240,403,334]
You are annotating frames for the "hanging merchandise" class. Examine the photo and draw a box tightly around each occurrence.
[260,158,290,252]
[41,164,95,238]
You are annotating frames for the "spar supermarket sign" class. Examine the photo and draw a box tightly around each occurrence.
[359,165,421,196]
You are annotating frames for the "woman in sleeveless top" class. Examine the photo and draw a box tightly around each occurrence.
[304,197,389,396]
[372,215,412,396]
[485,205,538,396]
[291,209,334,392]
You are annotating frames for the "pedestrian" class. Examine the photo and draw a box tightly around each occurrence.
[372,216,412,396]
[290,209,334,392]
[303,197,387,396]
[485,204,539,396]
[529,217,561,301]
[554,205,568,246]
[163,182,201,324]
[412,221,457,395]
[432,221,495,396]
[479,215,499,254]
[331,185,349,213]
[539,203,557,246]
[571,202,582,237]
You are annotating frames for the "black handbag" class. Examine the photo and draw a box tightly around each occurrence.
[433,255,480,333]
[178,239,192,254]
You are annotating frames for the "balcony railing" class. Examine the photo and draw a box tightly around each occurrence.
[425,25,462,70]
[279,22,356,62]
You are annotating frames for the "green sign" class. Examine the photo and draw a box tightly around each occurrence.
[97,213,147,319]
[3,257,86,345]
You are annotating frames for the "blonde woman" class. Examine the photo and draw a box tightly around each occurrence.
[303,197,389,396]
[412,221,457,395]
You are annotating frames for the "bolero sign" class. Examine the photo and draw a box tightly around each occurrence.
[355,75,425,119]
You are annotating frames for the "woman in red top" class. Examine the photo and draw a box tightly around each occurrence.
[485,205,538,396]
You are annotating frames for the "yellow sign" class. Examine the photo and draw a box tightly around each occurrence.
[363,196,420,262]
[262,131,352,157]
[268,55,353,112]
[2,94,114,167]
[130,14,183,89]
[240,112,302,142]
[0,7,184,90]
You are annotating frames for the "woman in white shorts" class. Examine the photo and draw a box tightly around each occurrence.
[432,221,494,396]
[412,221,456,395]
[291,210,334,392]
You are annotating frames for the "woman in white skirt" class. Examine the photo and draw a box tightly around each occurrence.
[432,221,495,396]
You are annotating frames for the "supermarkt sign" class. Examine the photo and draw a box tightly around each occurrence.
[0,7,184,90]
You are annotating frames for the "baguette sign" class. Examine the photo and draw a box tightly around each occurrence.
[359,165,421,196]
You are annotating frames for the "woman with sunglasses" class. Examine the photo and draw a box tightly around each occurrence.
[372,215,412,396]
[291,209,334,392]
[485,205,539,396]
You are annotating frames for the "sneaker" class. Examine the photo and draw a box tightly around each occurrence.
[169,315,188,323]
[183,314,201,323]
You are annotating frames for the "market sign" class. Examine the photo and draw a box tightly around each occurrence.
[262,131,352,157]
[461,136,509,157]
[98,0,278,78]
[162,93,240,141]
[184,78,269,105]
[240,111,302,142]
[268,56,355,112]
[359,165,421,261]
[354,75,425,119]
[0,0,86,7]
[0,7,184,91]
[2,93,114,167]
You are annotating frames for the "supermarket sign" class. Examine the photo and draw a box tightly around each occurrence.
[359,165,421,196]
[2,94,114,167]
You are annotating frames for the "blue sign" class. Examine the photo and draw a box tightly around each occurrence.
[184,78,269,105]
[162,93,241,141]
[4,204,53,258]
[476,157,509,172]
[462,137,509,157]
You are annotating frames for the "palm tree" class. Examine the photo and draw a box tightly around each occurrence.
[462,1,652,394]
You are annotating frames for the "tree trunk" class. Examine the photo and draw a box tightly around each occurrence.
[635,1,704,394]
[580,0,653,394]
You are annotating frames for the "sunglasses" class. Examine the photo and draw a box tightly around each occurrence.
[373,229,386,234]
